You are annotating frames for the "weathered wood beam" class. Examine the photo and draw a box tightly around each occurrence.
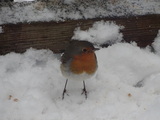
[0,14,160,55]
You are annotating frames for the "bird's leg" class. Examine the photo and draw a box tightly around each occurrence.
[62,79,68,100]
[81,81,87,99]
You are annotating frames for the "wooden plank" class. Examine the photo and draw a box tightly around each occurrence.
[0,14,160,55]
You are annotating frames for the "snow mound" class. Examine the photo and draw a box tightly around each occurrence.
[72,21,123,45]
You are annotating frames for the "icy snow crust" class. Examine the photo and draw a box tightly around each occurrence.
[0,0,160,25]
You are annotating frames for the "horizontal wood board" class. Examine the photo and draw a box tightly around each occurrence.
[0,14,160,55]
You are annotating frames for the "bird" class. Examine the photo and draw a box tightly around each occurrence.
[60,40,99,99]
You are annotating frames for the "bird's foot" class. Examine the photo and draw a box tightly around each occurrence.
[62,89,69,100]
[81,88,87,99]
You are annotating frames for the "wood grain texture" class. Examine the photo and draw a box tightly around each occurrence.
[0,14,160,55]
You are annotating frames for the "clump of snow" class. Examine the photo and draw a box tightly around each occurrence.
[14,0,34,2]
[0,0,160,25]
[152,30,160,55]
[64,0,75,4]
[72,21,123,45]
[0,26,3,33]
[1,43,160,120]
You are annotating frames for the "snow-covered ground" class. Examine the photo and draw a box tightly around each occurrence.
[0,21,160,120]
[0,0,160,24]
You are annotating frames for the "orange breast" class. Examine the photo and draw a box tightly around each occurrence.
[70,52,97,74]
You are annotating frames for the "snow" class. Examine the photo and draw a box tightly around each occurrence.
[152,30,160,55]
[14,0,34,2]
[72,21,123,45]
[0,26,3,33]
[1,43,160,120]
[0,0,160,24]
[1,20,160,119]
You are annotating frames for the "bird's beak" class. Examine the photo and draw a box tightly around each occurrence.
[94,48,100,51]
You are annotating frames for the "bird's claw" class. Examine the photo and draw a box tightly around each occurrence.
[62,89,69,100]
[81,88,87,99]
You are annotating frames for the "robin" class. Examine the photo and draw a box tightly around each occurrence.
[60,40,99,99]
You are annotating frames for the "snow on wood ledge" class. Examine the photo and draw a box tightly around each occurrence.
[0,0,160,25]
[0,14,160,55]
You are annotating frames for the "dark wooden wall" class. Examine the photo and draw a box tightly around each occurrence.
[0,14,160,55]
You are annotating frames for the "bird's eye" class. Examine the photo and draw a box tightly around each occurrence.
[82,48,87,52]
